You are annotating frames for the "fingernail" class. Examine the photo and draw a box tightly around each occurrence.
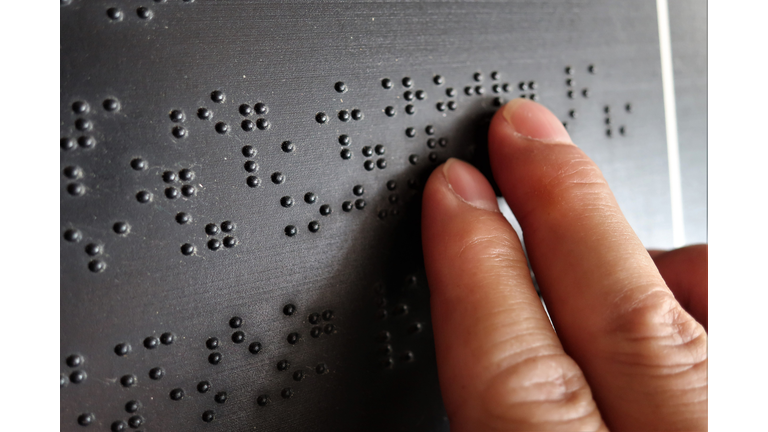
[501,98,573,144]
[442,158,499,212]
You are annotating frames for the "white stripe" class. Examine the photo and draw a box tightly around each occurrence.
[656,0,686,247]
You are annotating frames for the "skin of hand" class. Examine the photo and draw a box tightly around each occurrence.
[421,98,708,431]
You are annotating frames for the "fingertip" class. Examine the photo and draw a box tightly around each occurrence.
[497,98,573,144]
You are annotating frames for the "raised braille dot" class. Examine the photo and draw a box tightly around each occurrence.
[181,185,195,197]
[107,7,123,20]
[279,140,295,153]
[382,78,393,89]
[232,330,245,343]
[293,371,305,382]
[408,154,419,165]
[66,354,83,368]
[61,137,75,151]
[436,102,446,112]
[360,146,373,158]
[84,243,102,256]
[241,119,255,131]
[254,102,268,115]
[502,83,511,92]
[215,122,228,134]
[581,88,589,98]
[226,316,241,329]
[404,91,414,101]
[160,332,173,345]
[405,127,416,138]
[353,199,366,210]
[426,138,437,149]
[277,359,290,371]
[136,7,152,19]
[246,176,260,187]
[257,395,270,406]
[64,229,81,243]
[125,401,140,414]
[308,221,320,232]
[565,65,573,75]
[567,90,574,99]
[342,201,353,212]
[181,243,195,255]
[386,180,397,191]
[197,107,211,120]
[244,160,259,173]
[75,118,92,132]
[408,322,423,334]
[349,185,364,197]
[248,341,262,354]
[334,81,347,93]
[433,75,444,85]
[364,160,375,171]
[70,370,86,384]
[351,109,363,120]
[588,64,596,74]
[464,86,474,96]
[447,100,457,110]
[143,336,159,349]
[321,309,334,321]
[393,303,409,316]
[71,101,89,116]
[619,126,626,136]
[278,196,294,209]
[316,363,327,374]
[120,374,136,387]
[113,222,129,235]
[169,110,185,123]
[207,239,221,251]
[310,326,322,337]
[625,103,633,113]
[206,337,219,350]
[315,112,328,124]
[111,420,127,432]
[171,124,186,137]
[202,410,215,423]
[170,388,184,400]
[281,388,294,399]
[605,117,612,125]
[163,187,178,199]
[402,77,413,87]
[149,367,164,380]
[218,221,234,233]
[493,97,504,107]
[518,82,527,91]
[196,380,211,393]
[76,136,95,149]
[337,110,351,122]
[304,192,317,204]
[405,104,415,115]
[529,94,538,101]
[400,351,415,363]
[569,109,577,119]
[285,225,297,236]
[256,118,270,130]
[474,86,485,95]
[492,84,501,93]
[325,324,334,333]
[172,213,190,226]
[208,352,222,365]
[128,415,143,429]
[606,128,613,137]
[287,332,299,344]
[218,238,233,249]
[282,303,296,316]
[67,183,85,197]
[389,194,400,204]
[211,90,225,103]
[319,204,331,216]
[429,152,438,162]
[337,135,352,148]
[424,126,436,137]
[308,312,320,324]
[88,259,105,273]
[269,172,286,185]
[380,344,392,355]
[215,391,228,403]
[103,98,120,112]
[442,88,455,99]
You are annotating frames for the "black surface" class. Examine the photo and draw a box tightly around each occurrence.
[60,1,705,430]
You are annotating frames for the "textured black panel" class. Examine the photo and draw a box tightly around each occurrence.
[60,1,703,430]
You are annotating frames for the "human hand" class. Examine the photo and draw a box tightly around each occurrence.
[421,98,708,431]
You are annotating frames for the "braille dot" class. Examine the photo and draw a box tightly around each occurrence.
[202,410,215,423]
[75,136,95,150]
[414,90,426,101]
[307,312,321,325]
[277,359,290,371]
[279,196,295,209]
[389,194,399,204]
[120,374,136,387]
[113,222,129,235]
[285,225,297,236]
[403,91,414,102]
[143,336,159,349]
[270,172,287,185]
[254,103,268,115]
[257,395,270,406]
[107,8,123,20]
[215,392,228,403]
[492,84,501,93]
[433,75,444,85]
[247,176,261,187]
[386,180,397,191]
[304,192,317,204]
[160,332,174,345]
[625,103,633,113]
[376,331,391,343]
[74,118,92,132]
[206,337,219,350]
[149,367,164,380]
[444,88,457,99]
[405,104,415,114]
[567,90,574,99]
[67,183,85,197]
[464,86,474,96]
[475,86,485,95]
[103,98,120,112]
[128,415,143,429]
[355,199,366,210]
[588,64,596,74]
[136,7,152,19]
[605,117,612,125]
[61,137,75,151]
[207,239,221,251]
[170,388,184,401]
[211,90,225,103]
[64,229,82,243]
[208,352,222,365]
[349,185,364,197]
[334,81,347,93]
[320,310,333,321]
[319,204,331,216]
[256,118,270,130]
[493,97,504,107]
[351,109,363,120]
[502,83,511,92]
[281,140,294,153]
[66,354,83,368]
[278,388,293,400]
[402,77,413,88]
[379,344,392,355]
[405,127,416,138]
[236,104,253,117]
[308,221,320,233]
[447,100,457,111]
[72,101,89,114]
[426,138,437,149]
[215,122,228,134]
[197,107,212,120]
[408,322,424,334]
[248,341,262,354]
[364,160,375,171]
[436,102,446,112]
[361,146,373,157]
[429,152,438,163]
[530,94,538,101]
[181,243,195,255]
[171,126,187,138]
[606,128,613,137]
[581,88,589,98]
[169,109,185,123]
[88,260,105,273]
[124,401,140,414]
[342,201,353,212]
[135,190,152,204]
[287,332,299,344]
[401,351,415,363]
[84,243,102,256]
[293,371,305,382]
[241,119,255,131]
[70,370,86,384]
[569,109,577,119]
[526,81,536,90]
[316,363,327,374]
[310,326,322,338]
[382,78,393,89]
[337,110,351,122]
[197,380,211,393]
[518,82,527,91]
[244,160,259,173]
[409,154,419,165]
[232,330,245,343]
[565,65,573,75]
[562,121,568,130]
[111,420,127,432]
[164,187,179,199]
[619,126,626,136]
[315,112,328,124]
